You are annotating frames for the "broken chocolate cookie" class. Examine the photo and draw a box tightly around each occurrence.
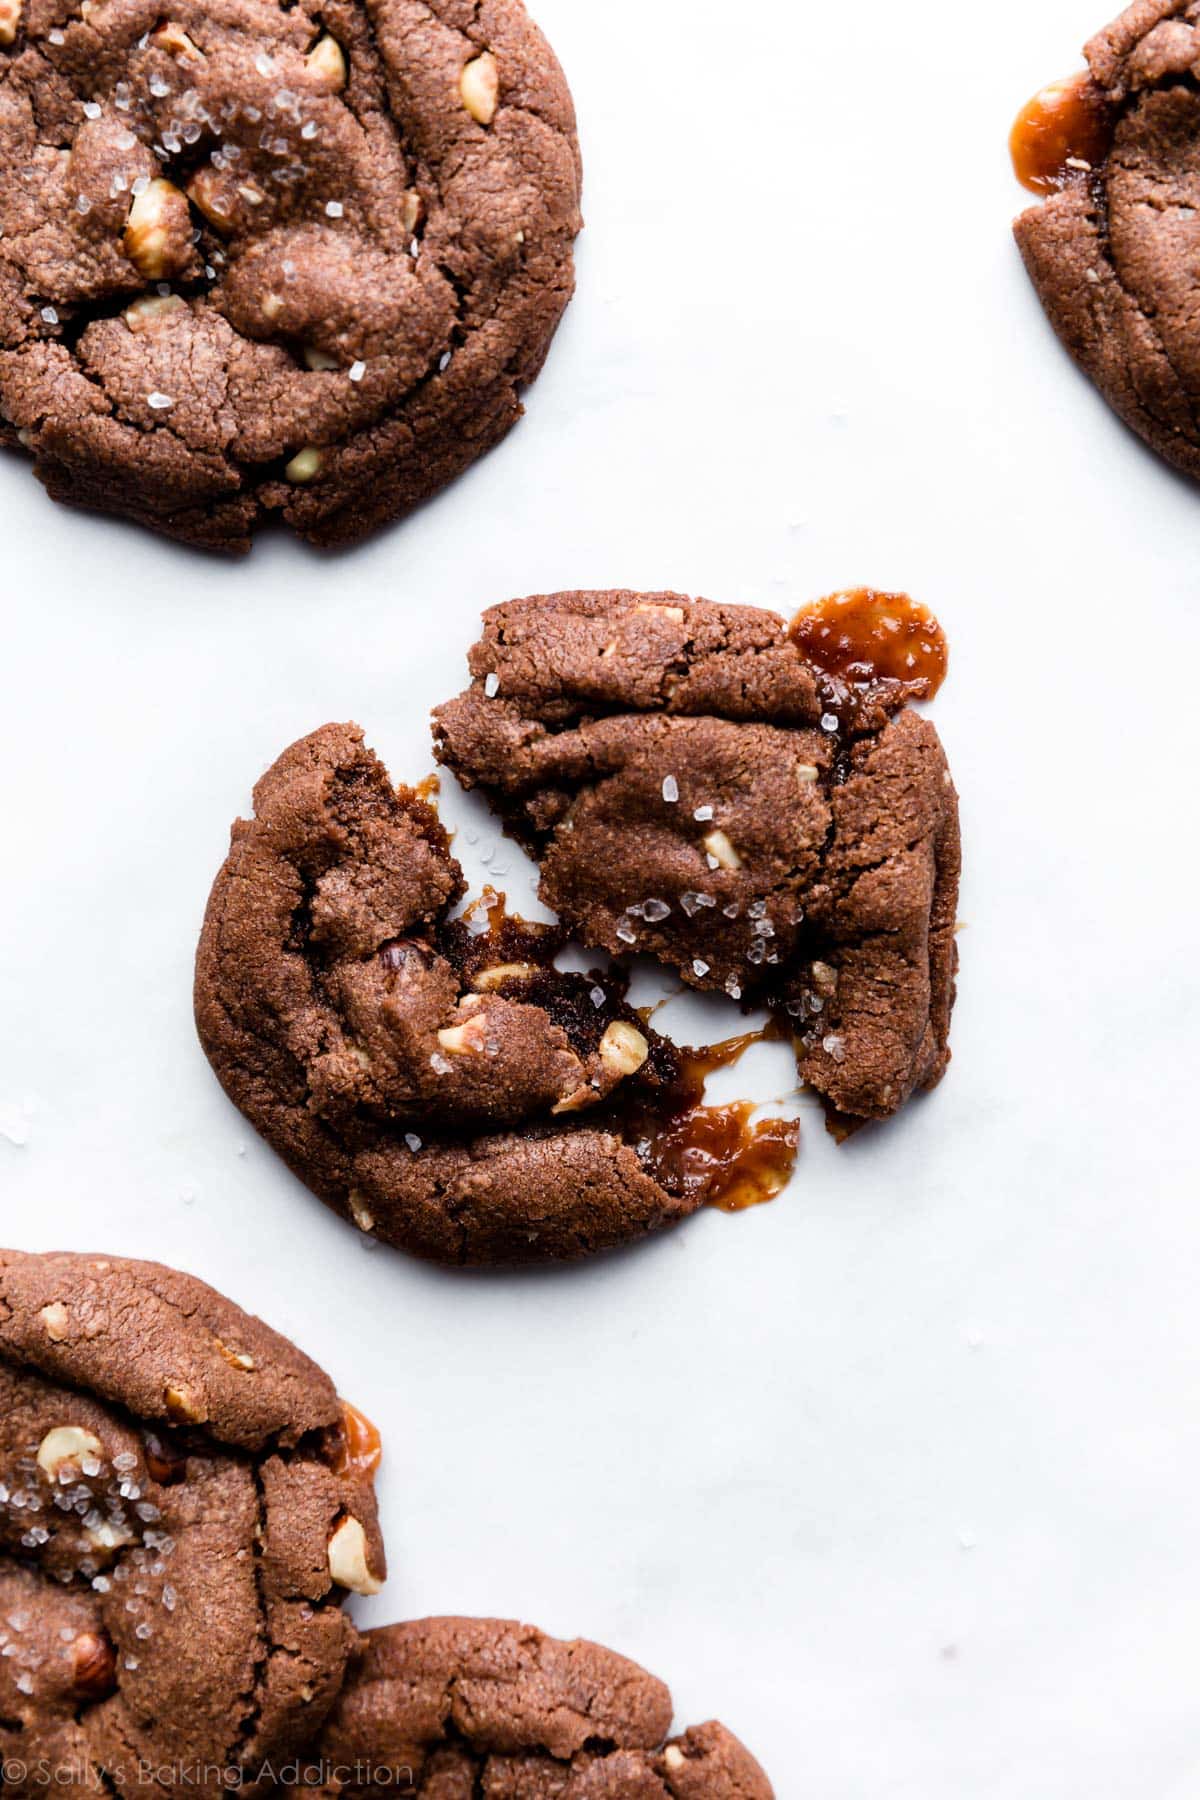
[295,1617,775,1798]
[434,590,961,1132]
[194,723,796,1266]
[0,0,580,550]
[1012,0,1200,483]
[0,1248,385,1798]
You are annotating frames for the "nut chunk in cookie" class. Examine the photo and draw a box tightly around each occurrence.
[1012,0,1200,484]
[295,1617,775,1798]
[0,0,581,552]
[435,590,961,1132]
[0,1248,385,1799]
[194,723,790,1267]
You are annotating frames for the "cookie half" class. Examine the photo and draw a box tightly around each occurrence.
[0,1248,385,1797]
[194,722,794,1266]
[1013,0,1200,482]
[0,0,580,550]
[297,1617,774,1798]
[434,592,961,1131]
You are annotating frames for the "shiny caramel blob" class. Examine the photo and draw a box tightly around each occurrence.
[1010,72,1114,195]
[336,1400,383,1478]
[790,588,948,702]
[640,1029,799,1214]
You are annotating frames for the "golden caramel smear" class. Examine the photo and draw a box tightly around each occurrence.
[336,1400,383,1478]
[643,1028,799,1214]
[1010,72,1114,195]
[790,588,948,701]
[414,772,441,805]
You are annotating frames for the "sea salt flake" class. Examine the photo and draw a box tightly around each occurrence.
[589,986,606,1009]
[693,804,713,822]
[484,671,500,698]
[146,391,174,410]
[661,775,679,803]
[820,712,839,733]
[325,199,344,218]
[692,959,710,977]
[348,360,365,383]
[40,306,58,325]
[641,898,670,922]
[82,101,102,119]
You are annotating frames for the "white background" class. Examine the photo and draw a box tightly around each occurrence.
[3,0,1200,1793]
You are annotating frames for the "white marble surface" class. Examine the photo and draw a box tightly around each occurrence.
[3,0,1200,1793]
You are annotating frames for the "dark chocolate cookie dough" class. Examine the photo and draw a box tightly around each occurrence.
[194,722,768,1267]
[0,0,580,550]
[435,592,960,1131]
[297,1617,774,1798]
[0,1248,385,1797]
[1014,0,1200,482]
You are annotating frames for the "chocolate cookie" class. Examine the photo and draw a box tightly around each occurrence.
[298,1617,774,1798]
[194,723,795,1266]
[1013,0,1200,482]
[0,1248,385,1797]
[434,591,961,1131]
[0,0,580,551]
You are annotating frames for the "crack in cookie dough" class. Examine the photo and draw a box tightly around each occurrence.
[0,1249,385,1798]
[434,592,961,1132]
[1013,0,1200,480]
[0,0,580,550]
[294,1618,775,1798]
[193,723,796,1267]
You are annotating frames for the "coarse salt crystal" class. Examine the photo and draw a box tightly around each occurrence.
[348,360,365,382]
[82,101,102,119]
[484,671,500,698]
[590,986,606,1009]
[820,713,839,733]
[325,199,344,218]
[692,959,710,977]
[147,392,173,410]
[661,775,679,803]
[693,804,713,822]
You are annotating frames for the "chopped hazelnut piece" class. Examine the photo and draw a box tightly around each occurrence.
[71,1632,117,1701]
[37,1425,103,1478]
[327,1515,382,1595]
[186,166,235,231]
[460,51,499,124]
[348,1188,375,1232]
[39,1300,69,1340]
[598,1020,649,1078]
[471,962,538,990]
[285,446,324,484]
[124,178,190,280]
[164,1382,207,1424]
[124,293,185,329]
[150,21,203,59]
[702,829,741,871]
[305,33,347,91]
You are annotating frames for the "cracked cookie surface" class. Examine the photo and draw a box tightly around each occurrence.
[0,0,580,550]
[435,592,961,1131]
[193,722,762,1266]
[1014,0,1200,482]
[296,1617,775,1798]
[0,1248,385,1796]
